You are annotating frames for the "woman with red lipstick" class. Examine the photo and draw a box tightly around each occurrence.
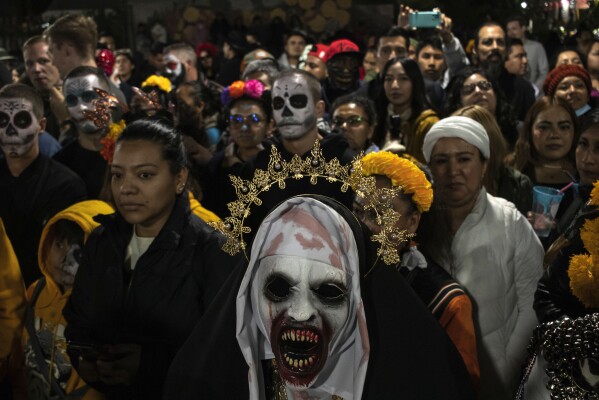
[507,97,580,244]
[373,57,438,162]
[62,119,240,399]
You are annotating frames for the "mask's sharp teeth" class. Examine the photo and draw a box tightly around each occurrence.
[288,357,293,366]
[301,333,305,341]
[290,331,296,341]
[314,334,319,343]
[293,359,298,368]
[299,359,304,368]
[281,333,285,341]
[309,356,314,365]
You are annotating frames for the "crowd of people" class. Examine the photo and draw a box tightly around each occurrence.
[0,6,598,400]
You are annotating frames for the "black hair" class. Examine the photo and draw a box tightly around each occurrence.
[371,57,432,148]
[506,38,524,56]
[0,83,44,119]
[227,90,273,122]
[116,118,187,174]
[331,93,377,127]
[52,219,84,246]
[64,65,111,91]
[380,27,411,50]
[176,81,221,118]
[474,21,504,48]
[416,36,444,57]
[505,15,527,27]
[580,106,599,133]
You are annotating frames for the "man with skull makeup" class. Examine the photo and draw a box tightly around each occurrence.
[53,66,119,199]
[243,69,353,229]
[9,200,113,399]
[163,43,199,90]
[0,83,86,286]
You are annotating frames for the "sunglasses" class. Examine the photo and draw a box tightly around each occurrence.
[229,113,264,128]
[332,115,368,128]
[65,90,99,107]
[460,80,493,96]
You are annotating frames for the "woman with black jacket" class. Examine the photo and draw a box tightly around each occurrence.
[63,119,240,399]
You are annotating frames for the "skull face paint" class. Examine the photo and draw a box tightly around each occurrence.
[164,54,183,81]
[48,238,82,289]
[0,98,40,157]
[252,255,349,387]
[63,74,105,134]
[272,75,317,140]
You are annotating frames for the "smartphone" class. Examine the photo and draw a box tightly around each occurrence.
[409,11,441,29]
[67,341,104,361]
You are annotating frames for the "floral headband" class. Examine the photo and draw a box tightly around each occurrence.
[360,151,433,213]
[220,79,265,107]
[141,75,172,93]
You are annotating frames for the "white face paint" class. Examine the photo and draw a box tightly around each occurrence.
[60,244,82,287]
[272,75,317,140]
[252,255,349,387]
[0,98,40,157]
[164,53,183,80]
[63,74,104,134]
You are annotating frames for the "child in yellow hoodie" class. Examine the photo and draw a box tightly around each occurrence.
[11,200,113,400]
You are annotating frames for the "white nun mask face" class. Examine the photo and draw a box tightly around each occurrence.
[272,75,317,140]
[0,98,41,157]
[252,255,349,387]
[64,74,104,134]
[60,243,82,288]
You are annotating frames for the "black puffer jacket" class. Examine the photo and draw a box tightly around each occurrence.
[534,198,599,323]
[63,195,241,399]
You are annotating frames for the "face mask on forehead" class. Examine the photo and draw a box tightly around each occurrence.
[64,74,107,135]
[0,98,40,157]
[272,75,317,140]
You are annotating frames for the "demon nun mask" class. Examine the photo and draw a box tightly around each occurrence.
[237,195,369,400]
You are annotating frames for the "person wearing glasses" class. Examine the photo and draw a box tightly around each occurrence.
[330,93,379,154]
[373,57,439,162]
[446,67,519,148]
[53,66,120,199]
[201,79,273,218]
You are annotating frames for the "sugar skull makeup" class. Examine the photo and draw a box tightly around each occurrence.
[272,75,316,139]
[0,98,40,157]
[252,255,349,387]
[64,74,104,134]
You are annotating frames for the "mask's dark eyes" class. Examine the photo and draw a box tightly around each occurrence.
[13,111,32,129]
[313,283,347,304]
[289,94,307,109]
[81,90,98,103]
[0,112,9,128]
[65,94,79,107]
[265,276,292,301]
[273,96,285,110]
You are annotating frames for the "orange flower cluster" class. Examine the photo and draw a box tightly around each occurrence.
[228,81,246,98]
[361,151,433,213]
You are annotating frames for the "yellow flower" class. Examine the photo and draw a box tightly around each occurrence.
[360,151,433,212]
[100,120,126,164]
[141,75,172,93]
[568,254,599,308]
[590,180,599,207]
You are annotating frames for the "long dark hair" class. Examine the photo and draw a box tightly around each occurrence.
[373,57,432,148]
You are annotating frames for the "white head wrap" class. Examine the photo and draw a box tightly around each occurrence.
[236,196,369,400]
[422,116,490,163]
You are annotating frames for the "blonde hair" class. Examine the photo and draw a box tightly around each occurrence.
[451,105,508,196]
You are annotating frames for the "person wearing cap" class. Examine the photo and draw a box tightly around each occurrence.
[303,43,328,83]
[543,63,597,118]
[418,116,544,400]
[0,48,17,80]
[195,42,219,81]
[277,30,307,70]
[322,39,363,112]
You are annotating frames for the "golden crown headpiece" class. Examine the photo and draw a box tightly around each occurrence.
[209,140,410,265]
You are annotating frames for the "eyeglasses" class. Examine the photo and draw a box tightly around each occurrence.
[229,113,265,128]
[460,80,493,96]
[378,46,407,58]
[332,115,369,128]
[65,90,99,107]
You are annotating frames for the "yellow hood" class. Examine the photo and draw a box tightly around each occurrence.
[38,200,114,290]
